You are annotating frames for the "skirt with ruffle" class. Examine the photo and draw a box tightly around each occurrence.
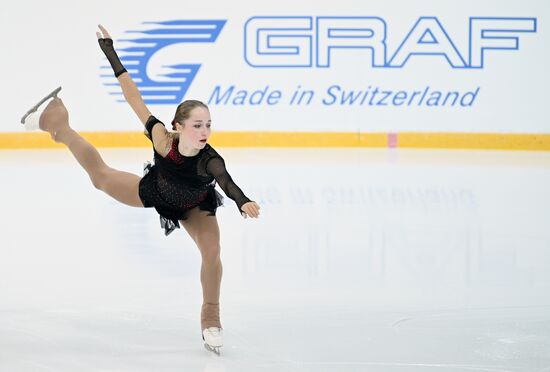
[139,163,224,236]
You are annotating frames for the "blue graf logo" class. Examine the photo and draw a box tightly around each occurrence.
[101,20,226,104]
[244,16,537,69]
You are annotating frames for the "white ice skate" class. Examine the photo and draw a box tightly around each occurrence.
[20,86,62,130]
[203,327,223,355]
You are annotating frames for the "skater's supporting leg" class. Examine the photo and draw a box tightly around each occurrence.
[39,98,144,208]
[181,208,223,330]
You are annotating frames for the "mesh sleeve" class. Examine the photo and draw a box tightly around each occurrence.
[97,38,127,77]
[206,156,251,212]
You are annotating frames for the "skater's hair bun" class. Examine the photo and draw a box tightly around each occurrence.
[172,100,209,130]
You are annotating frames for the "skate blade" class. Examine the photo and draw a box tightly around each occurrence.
[20,86,62,127]
[204,343,221,356]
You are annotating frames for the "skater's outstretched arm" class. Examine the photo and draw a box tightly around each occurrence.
[96,25,152,126]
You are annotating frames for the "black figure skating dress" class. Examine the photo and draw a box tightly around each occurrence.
[138,116,251,235]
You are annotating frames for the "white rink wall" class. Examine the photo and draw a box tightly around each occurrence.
[1,0,548,133]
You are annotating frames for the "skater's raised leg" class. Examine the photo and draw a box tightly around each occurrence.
[39,97,144,208]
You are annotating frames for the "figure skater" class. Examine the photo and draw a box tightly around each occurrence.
[22,24,260,355]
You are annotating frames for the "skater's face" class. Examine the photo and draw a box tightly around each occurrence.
[177,106,211,149]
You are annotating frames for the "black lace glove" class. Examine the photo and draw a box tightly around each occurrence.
[98,37,127,78]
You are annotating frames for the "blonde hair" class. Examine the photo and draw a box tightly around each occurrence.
[171,100,209,130]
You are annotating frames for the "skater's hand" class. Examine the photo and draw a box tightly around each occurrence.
[241,202,260,219]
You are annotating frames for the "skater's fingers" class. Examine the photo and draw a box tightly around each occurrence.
[251,203,260,217]
[98,24,111,39]
[96,31,101,39]
[249,206,259,217]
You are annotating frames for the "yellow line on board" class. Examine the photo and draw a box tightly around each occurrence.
[397,132,550,151]
[0,131,549,151]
